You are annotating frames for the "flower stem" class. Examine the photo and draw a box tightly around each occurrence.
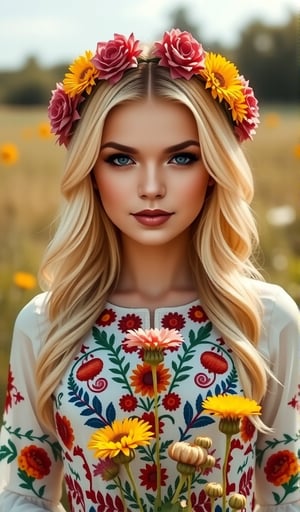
[152,365,161,510]
[171,474,187,505]
[115,476,129,512]
[124,462,144,512]
[186,474,192,512]
[222,434,232,512]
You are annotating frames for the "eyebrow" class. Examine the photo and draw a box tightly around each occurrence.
[100,139,200,153]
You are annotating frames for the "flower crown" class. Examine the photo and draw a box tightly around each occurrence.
[48,29,259,146]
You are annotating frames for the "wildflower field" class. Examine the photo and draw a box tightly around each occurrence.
[0,104,299,415]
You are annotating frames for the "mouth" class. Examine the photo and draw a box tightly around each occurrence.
[131,209,174,226]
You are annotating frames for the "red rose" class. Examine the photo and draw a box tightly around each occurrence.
[48,83,82,145]
[153,28,205,80]
[92,33,142,84]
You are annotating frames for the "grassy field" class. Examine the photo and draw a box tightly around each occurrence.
[0,104,299,417]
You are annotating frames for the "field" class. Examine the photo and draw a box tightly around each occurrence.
[0,104,299,417]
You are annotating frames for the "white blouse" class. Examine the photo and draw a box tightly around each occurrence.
[0,281,299,511]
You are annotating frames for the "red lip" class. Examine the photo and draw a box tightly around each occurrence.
[132,209,172,216]
[132,209,174,226]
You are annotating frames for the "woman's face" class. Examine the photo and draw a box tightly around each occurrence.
[94,99,211,248]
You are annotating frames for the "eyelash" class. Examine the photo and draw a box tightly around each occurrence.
[104,152,199,167]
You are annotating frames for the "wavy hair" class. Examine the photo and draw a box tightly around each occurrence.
[36,52,269,432]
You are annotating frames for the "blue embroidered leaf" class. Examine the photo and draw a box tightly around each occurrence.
[106,402,116,423]
[80,408,95,416]
[192,416,215,429]
[85,417,106,428]
[214,383,221,395]
[92,396,103,416]
[183,401,193,425]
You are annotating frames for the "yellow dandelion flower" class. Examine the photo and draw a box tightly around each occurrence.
[38,122,52,139]
[63,50,100,97]
[88,417,154,459]
[200,53,242,104]
[0,143,19,165]
[202,394,261,420]
[13,272,37,290]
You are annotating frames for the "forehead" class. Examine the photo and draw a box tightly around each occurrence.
[101,99,199,146]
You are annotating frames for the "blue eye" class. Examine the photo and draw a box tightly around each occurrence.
[106,154,134,166]
[170,153,198,165]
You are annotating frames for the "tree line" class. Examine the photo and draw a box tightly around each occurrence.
[0,10,298,106]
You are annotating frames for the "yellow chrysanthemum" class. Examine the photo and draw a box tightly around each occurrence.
[0,143,19,165]
[88,417,154,459]
[229,91,249,123]
[200,53,242,104]
[13,272,37,290]
[202,394,261,419]
[63,50,100,97]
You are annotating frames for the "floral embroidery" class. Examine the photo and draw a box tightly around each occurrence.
[139,462,168,491]
[17,445,51,479]
[264,450,299,486]
[130,362,171,397]
[188,304,208,323]
[161,312,186,330]
[55,412,75,451]
[96,308,117,326]
[4,365,24,412]
[162,392,181,411]
[118,313,142,332]
[119,393,138,412]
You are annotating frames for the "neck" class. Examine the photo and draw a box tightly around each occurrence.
[112,232,197,308]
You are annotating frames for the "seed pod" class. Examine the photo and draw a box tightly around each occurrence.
[168,441,207,466]
[204,482,223,498]
[228,493,247,510]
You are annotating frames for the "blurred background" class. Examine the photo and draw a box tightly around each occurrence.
[0,0,299,416]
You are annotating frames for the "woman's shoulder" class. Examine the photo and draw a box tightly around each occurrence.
[14,292,50,338]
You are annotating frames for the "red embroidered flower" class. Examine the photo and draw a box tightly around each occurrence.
[48,83,82,145]
[191,489,211,512]
[55,412,75,451]
[118,313,142,332]
[92,33,142,84]
[188,305,208,323]
[4,365,24,412]
[141,411,164,434]
[240,416,255,442]
[153,29,205,80]
[161,312,186,330]
[119,393,138,412]
[96,308,116,326]
[264,450,299,486]
[130,362,171,397]
[239,466,254,497]
[18,445,51,479]
[200,351,228,374]
[139,463,168,491]
[162,392,181,411]
[76,357,103,381]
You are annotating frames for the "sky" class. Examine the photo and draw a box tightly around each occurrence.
[0,0,298,70]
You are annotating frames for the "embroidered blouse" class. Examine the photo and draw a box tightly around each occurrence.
[0,281,299,512]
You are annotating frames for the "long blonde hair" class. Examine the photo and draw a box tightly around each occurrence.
[36,57,269,432]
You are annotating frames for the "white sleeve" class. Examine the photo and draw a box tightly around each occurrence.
[255,285,300,511]
[0,295,65,511]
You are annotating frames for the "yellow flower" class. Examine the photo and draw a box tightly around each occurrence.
[38,122,52,139]
[228,92,249,123]
[293,143,300,159]
[202,394,261,420]
[0,143,19,165]
[13,272,37,290]
[63,50,100,97]
[200,53,242,104]
[88,417,154,459]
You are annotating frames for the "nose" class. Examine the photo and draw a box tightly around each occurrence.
[138,164,166,199]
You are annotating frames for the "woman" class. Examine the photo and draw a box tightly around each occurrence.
[0,30,299,512]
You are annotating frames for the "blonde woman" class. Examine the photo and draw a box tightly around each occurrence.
[0,31,299,512]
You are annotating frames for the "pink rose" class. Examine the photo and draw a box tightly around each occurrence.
[234,76,259,142]
[153,29,205,80]
[48,83,82,146]
[91,33,142,84]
